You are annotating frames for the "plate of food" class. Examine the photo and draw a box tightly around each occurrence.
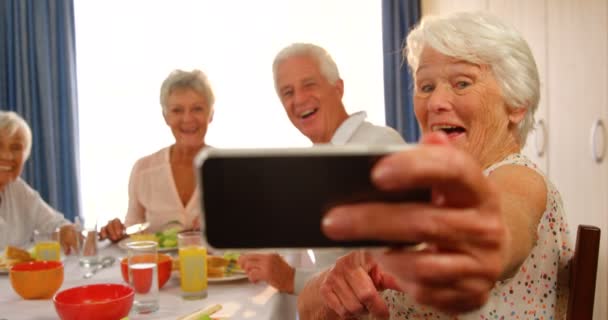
[118,227,180,252]
[0,246,36,274]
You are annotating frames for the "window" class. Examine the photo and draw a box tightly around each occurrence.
[75,0,385,225]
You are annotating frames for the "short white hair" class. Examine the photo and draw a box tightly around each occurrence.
[159,69,215,114]
[272,43,340,94]
[0,111,33,159]
[405,11,540,145]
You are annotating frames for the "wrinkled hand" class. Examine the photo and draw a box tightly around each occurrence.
[238,253,295,294]
[320,250,401,319]
[322,132,508,314]
[99,218,126,242]
[59,224,79,255]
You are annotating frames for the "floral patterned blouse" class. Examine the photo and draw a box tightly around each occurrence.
[378,153,573,320]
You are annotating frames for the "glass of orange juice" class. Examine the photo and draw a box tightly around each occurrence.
[177,231,207,299]
[33,228,61,261]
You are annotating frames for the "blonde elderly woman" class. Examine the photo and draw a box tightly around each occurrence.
[100,69,214,241]
[0,111,78,252]
[297,12,572,319]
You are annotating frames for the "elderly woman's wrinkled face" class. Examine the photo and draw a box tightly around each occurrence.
[164,87,213,148]
[413,47,523,167]
[0,128,26,190]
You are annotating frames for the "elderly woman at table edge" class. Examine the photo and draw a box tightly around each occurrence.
[100,69,214,241]
[0,111,78,253]
[237,42,406,295]
[297,12,572,319]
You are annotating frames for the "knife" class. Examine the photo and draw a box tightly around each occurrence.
[125,222,151,235]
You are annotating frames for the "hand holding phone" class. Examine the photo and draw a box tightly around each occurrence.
[196,145,430,249]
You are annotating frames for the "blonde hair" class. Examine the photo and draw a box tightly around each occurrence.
[159,69,215,114]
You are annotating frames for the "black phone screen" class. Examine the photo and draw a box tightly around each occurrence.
[200,153,430,249]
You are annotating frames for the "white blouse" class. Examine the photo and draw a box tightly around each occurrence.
[0,178,70,248]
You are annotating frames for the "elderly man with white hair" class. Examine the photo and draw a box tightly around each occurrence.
[237,43,406,295]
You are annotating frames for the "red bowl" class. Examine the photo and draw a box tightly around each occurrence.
[53,284,134,320]
[120,253,172,289]
[10,260,64,299]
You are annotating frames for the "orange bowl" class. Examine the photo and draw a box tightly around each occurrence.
[53,284,134,320]
[120,253,172,289]
[10,260,64,299]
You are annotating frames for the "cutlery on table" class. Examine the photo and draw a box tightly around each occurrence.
[83,256,116,279]
[125,222,151,236]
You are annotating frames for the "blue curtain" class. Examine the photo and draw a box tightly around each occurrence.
[0,0,81,222]
[382,0,421,143]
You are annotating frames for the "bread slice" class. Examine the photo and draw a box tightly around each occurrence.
[5,246,33,262]
[207,256,229,268]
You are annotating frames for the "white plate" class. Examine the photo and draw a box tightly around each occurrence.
[173,270,248,283]
[209,273,248,283]
[117,237,177,253]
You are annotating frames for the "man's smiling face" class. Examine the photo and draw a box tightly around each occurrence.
[276,55,345,143]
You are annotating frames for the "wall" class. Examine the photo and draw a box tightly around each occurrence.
[74,0,386,225]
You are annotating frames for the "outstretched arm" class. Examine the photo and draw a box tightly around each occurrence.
[317,132,509,315]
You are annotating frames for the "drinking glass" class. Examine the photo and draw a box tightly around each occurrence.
[33,229,61,261]
[178,231,207,299]
[78,218,99,267]
[127,241,159,314]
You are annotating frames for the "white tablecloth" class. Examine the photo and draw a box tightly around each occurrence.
[0,243,298,320]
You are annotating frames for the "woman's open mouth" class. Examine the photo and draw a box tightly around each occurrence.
[431,124,466,137]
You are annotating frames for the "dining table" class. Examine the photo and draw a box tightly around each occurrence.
[0,241,300,320]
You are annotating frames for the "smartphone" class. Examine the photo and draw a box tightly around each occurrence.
[195,145,431,249]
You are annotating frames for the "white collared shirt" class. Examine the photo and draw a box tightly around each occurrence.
[293,111,407,294]
[330,111,368,145]
[331,111,405,145]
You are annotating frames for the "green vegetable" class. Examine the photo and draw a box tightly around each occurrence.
[161,238,177,248]
[223,251,240,261]
[198,315,211,320]
[156,226,181,248]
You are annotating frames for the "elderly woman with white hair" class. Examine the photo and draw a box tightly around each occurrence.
[100,69,215,241]
[297,12,572,319]
[0,111,78,252]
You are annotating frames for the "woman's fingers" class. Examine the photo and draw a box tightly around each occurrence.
[323,203,504,247]
[324,272,366,314]
[60,225,78,254]
[99,219,125,242]
[372,144,498,208]
[374,251,501,287]
[345,267,390,317]
[318,251,390,318]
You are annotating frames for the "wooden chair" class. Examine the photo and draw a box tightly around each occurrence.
[567,224,601,320]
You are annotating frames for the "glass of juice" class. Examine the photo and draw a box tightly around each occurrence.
[127,241,159,314]
[178,231,207,299]
[33,228,61,261]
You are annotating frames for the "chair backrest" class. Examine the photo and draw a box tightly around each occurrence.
[567,224,601,320]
